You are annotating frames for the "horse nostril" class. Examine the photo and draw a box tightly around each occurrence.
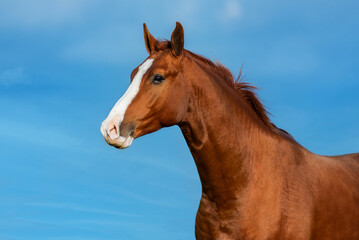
[108,124,120,140]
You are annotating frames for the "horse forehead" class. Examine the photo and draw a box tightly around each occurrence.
[131,57,158,80]
[152,51,177,67]
[131,53,176,80]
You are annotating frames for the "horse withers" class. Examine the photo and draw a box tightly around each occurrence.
[101,22,359,240]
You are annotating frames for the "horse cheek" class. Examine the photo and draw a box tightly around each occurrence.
[160,88,187,127]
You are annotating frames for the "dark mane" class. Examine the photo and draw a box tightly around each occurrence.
[157,40,289,135]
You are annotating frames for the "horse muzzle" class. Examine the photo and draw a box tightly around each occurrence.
[100,120,134,149]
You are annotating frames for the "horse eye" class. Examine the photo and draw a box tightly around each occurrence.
[152,74,165,84]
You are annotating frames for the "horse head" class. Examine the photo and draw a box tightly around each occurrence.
[101,22,188,149]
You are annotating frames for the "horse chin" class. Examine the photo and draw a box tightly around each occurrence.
[105,135,134,149]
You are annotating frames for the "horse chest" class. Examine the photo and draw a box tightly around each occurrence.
[194,191,302,240]
[195,196,244,240]
[194,193,276,240]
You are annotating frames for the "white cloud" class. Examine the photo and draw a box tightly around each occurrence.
[164,0,200,29]
[0,67,26,86]
[62,24,144,65]
[0,0,98,29]
[112,186,185,208]
[128,155,196,180]
[27,202,140,217]
[0,117,83,151]
[218,0,242,23]
[258,35,319,77]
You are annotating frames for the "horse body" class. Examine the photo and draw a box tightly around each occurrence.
[179,50,359,239]
[101,22,359,239]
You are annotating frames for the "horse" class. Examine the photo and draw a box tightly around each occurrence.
[100,22,359,240]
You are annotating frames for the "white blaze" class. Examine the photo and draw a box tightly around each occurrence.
[101,58,154,143]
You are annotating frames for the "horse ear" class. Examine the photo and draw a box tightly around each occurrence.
[171,22,184,56]
[143,23,158,54]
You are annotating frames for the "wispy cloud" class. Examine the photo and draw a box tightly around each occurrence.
[26,202,140,218]
[62,24,144,65]
[258,35,319,77]
[0,117,83,151]
[0,0,99,29]
[0,236,22,240]
[0,67,26,86]
[128,155,196,180]
[111,186,184,209]
[218,0,242,24]
[162,0,201,29]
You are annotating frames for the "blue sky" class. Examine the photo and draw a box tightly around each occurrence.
[0,0,358,239]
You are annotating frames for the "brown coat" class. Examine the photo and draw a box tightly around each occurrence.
[101,22,359,240]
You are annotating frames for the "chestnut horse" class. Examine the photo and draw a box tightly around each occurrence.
[101,22,359,240]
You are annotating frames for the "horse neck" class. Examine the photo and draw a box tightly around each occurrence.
[178,54,303,202]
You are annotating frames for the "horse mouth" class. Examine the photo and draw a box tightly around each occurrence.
[115,135,134,149]
[104,134,134,149]
[101,127,134,149]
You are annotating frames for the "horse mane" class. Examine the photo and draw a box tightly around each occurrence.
[157,40,290,136]
[184,49,277,131]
